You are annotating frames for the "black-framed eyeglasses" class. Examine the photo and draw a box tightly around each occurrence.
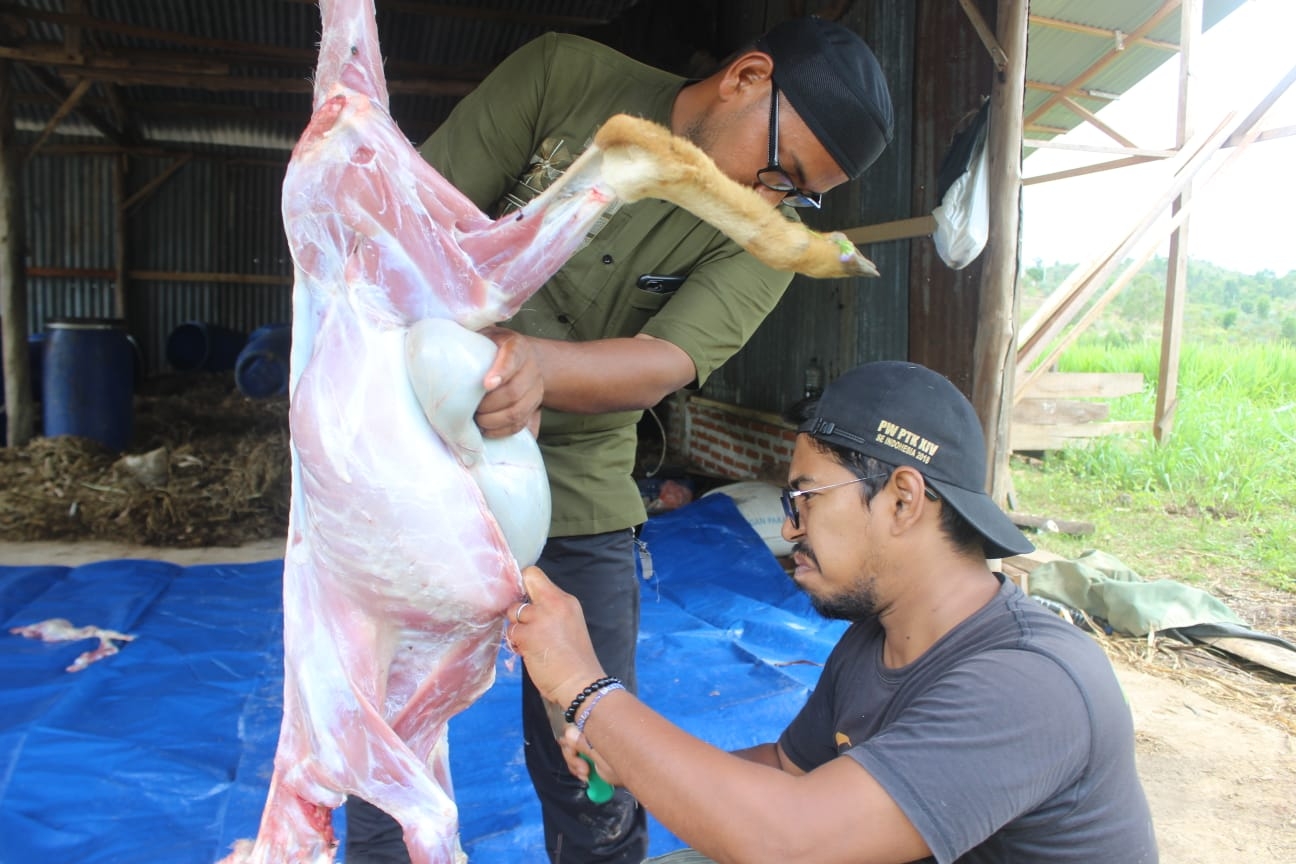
[756,82,822,210]
[780,473,889,529]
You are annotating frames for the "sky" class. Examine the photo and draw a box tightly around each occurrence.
[1020,0,1296,275]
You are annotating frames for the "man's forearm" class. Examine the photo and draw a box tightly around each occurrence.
[530,333,696,414]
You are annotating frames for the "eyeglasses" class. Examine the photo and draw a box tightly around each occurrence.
[756,82,822,210]
[780,473,889,529]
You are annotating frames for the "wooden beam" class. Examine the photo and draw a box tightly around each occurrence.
[0,59,34,448]
[121,154,192,213]
[24,265,292,286]
[1224,63,1296,148]
[958,0,1009,71]
[1026,80,1116,103]
[840,215,937,245]
[1156,0,1201,443]
[1024,154,1160,185]
[1022,139,1174,158]
[974,0,1028,516]
[25,75,91,158]
[1024,0,1183,127]
[1059,95,1139,148]
[25,64,125,145]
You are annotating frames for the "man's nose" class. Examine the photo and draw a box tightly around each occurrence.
[781,514,803,542]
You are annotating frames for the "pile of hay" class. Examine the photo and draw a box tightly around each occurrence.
[0,374,290,547]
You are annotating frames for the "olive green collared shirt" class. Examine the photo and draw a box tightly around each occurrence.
[420,33,793,537]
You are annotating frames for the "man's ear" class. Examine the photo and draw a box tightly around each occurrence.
[889,467,931,533]
[718,50,773,98]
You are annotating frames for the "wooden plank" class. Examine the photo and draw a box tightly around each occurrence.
[1196,636,1296,679]
[1007,512,1095,535]
[1010,420,1148,451]
[1013,398,1109,425]
[840,214,936,245]
[1020,372,1144,400]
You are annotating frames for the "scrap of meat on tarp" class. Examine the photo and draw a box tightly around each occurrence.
[10,618,137,672]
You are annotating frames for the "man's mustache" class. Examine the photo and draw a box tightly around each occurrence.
[792,542,817,568]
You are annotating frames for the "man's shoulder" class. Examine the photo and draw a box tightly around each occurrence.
[528,32,678,83]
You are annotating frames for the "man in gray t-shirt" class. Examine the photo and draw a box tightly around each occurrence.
[509,360,1158,864]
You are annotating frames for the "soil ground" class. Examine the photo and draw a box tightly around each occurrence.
[3,536,1294,862]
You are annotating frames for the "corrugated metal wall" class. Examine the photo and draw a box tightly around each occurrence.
[907,0,998,398]
[22,151,293,376]
[701,0,917,415]
[14,0,981,396]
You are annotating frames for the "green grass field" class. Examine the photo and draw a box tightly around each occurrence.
[1011,338,1296,592]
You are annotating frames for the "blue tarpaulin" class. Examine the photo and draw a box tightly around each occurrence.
[0,494,845,863]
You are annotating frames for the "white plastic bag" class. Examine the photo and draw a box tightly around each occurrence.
[932,103,991,270]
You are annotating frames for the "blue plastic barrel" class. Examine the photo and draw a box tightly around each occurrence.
[0,333,43,405]
[235,323,292,398]
[42,318,135,451]
[165,321,246,371]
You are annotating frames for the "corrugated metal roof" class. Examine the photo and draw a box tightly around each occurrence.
[1025,0,1247,140]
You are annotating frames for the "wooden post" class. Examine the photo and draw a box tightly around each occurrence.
[1,60,34,448]
[1155,0,1201,443]
[972,0,1028,508]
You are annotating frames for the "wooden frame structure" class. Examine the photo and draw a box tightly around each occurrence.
[1018,0,1296,449]
[844,0,1294,504]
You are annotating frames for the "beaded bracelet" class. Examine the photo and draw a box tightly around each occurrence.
[563,676,622,724]
[575,681,625,734]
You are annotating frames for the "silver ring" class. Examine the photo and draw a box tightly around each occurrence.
[515,601,531,624]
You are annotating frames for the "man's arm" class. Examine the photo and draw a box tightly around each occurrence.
[511,566,931,864]
[475,331,694,438]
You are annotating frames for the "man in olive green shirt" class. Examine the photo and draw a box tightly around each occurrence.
[345,16,893,864]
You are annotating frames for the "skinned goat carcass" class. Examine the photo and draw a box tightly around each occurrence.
[219,1,876,862]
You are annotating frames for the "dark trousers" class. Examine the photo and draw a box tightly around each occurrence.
[345,530,647,864]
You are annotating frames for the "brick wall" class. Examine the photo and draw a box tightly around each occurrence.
[666,394,796,484]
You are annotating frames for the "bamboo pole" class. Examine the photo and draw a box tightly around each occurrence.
[972,0,1028,512]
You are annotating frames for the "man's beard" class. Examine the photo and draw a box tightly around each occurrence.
[794,543,880,622]
[810,582,880,622]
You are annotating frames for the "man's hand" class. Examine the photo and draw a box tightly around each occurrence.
[562,727,624,788]
[476,326,543,438]
[508,566,607,708]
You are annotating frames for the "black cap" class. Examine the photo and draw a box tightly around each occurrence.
[756,17,894,179]
[798,361,1034,559]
